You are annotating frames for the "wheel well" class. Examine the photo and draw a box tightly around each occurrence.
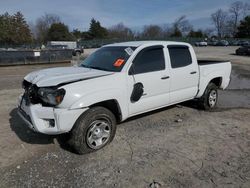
[90,100,122,122]
[210,77,222,87]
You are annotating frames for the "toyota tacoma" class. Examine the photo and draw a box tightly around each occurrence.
[18,41,231,154]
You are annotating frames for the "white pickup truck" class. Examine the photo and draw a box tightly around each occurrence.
[18,41,231,154]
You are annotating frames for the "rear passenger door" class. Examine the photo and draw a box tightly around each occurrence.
[128,45,170,115]
[167,45,199,104]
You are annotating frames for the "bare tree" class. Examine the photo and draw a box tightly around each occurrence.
[242,2,250,17]
[211,9,228,38]
[161,24,172,37]
[203,28,215,38]
[172,15,193,36]
[141,25,163,39]
[229,1,244,35]
[108,23,134,39]
[35,13,61,43]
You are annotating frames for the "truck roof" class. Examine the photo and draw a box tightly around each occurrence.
[104,41,190,47]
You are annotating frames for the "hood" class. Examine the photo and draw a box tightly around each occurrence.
[24,66,113,87]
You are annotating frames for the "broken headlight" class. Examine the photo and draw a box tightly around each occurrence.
[38,88,66,106]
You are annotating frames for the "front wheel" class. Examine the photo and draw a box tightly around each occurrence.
[68,107,117,154]
[198,83,218,110]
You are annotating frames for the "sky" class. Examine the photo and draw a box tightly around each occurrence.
[0,0,249,31]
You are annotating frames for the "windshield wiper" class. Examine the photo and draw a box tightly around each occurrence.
[81,64,111,72]
[88,66,111,72]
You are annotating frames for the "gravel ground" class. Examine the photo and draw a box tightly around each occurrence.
[0,46,249,188]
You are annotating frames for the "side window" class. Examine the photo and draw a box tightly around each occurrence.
[168,46,192,68]
[131,47,165,74]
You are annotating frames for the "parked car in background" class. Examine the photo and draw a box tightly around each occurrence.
[72,46,84,56]
[47,44,68,49]
[195,41,208,47]
[236,40,250,46]
[216,40,229,46]
[208,41,218,46]
[236,45,250,56]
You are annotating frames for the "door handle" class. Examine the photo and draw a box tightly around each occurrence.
[161,76,170,80]
[190,71,197,74]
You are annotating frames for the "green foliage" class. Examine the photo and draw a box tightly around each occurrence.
[0,12,32,45]
[47,23,74,41]
[236,16,250,38]
[72,29,82,40]
[88,18,108,39]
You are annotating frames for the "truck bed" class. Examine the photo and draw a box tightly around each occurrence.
[198,60,229,65]
[197,60,231,98]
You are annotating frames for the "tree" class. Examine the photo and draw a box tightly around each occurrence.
[0,12,32,45]
[188,29,204,38]
[108,23,134,39]
[13,12,32,44]
[235,16,250,38]
[72,29,82,41]
[47,23,74,41]
[203,28,215,38]
[141,25,163,39]
[88,18,108,39]
[171,15,193,36]
[35,13,61,43]
[161,24,172,37]
[229,1,245,36]
[211,9,228,37]
[170,27,182,37]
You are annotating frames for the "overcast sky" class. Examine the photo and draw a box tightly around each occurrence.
[0,0,249,31]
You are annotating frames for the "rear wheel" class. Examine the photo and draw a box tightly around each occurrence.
[68,107,117,154]
[75,51,81,56]
[198,83,218,110]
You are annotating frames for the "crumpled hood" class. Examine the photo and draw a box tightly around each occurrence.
[24,66,113,87]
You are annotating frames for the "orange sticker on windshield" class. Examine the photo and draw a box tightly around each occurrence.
[113,59,125,67]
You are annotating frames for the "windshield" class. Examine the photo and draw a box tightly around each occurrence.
[80,46,136,72]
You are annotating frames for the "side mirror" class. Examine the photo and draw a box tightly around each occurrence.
[130,82,144,103]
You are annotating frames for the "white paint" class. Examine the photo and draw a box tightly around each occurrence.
[19,41,232,134]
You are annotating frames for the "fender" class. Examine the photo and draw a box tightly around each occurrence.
[69,88,129,121]
[196,70,224,98]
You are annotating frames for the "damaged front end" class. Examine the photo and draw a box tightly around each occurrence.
[22,80,65,107]
[18,80,87,134]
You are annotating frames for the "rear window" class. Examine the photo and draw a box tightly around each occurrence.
[168,46,192,68]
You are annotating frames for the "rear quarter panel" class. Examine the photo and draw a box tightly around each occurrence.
[196,62,231,98]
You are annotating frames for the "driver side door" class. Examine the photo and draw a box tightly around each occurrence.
[127,45,170,116]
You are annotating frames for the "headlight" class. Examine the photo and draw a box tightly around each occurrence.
[38,88,66,106]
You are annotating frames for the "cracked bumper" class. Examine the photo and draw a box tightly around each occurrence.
[17,95,88,135]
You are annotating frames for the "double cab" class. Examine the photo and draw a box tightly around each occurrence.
[18,41,231,154]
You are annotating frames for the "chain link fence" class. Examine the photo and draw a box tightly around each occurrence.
[0,49,73,66]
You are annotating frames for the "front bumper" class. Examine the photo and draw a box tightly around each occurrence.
[17,95,88,135]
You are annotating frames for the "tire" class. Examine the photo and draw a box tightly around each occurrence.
[75,51,81,57]
[68,106,117,154]
[198,83,218,110]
